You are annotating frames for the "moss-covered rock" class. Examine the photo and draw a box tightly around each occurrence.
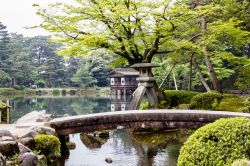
[215,94,245,112]
[178,117,250,166]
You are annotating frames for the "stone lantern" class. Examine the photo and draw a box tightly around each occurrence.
[129,63,160,110]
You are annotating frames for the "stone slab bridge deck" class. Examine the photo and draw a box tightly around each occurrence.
[46,110,250,136]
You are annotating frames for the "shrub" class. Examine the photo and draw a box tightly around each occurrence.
[34,134,61,159]
[190,92,222,110]
[12,85,25,90]
[52,89,60,96]
[164,90,200,108]
[178,117,250,166]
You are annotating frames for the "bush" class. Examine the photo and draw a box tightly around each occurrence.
[34,134,61,159]
[12,85,25,90]
[164,90,200,108]
[178,117,250,166]
[52,89,60,96]
[190,92,222,110]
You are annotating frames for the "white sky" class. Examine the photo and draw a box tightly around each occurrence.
[0,0,68,37]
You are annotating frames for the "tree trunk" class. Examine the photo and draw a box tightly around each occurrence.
[193,61,211,91]
[201,16,222,92]
[189,54,194,91]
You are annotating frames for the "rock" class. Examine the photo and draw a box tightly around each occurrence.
[17,152,38,166]
[0,130,15,140]
[0,153,6,166]
[80,133,108,149]
[19,130,38,139]
[30,126,55,135]
[0,141,19,157]
[15,110,52,125]
[94,130,109,138]
[0,136,14,142]
[18,143,32,154]
[18,137,35,150]
[66,141,76,150]
[37,155,47,165]
[105,157,113,163]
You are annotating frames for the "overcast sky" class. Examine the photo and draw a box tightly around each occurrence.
[0,0,68,37]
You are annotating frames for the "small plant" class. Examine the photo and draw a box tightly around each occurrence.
[52,89,60,96]
[34,134,61,160]
[164,90,200,108]
[178,117,250,166]
[190,91,222,110]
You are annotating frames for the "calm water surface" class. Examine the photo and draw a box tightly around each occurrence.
[7,96,185,166]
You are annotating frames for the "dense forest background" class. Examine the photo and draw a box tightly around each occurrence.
[0,22,111,88]
[1,0,250,91]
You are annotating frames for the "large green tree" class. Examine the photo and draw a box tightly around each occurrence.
[34,0,182,64]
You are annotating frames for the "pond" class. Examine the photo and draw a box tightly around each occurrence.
[6,95,186,166]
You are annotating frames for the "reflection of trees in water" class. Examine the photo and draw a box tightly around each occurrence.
[107,129,185,166]
[9,96,110,121]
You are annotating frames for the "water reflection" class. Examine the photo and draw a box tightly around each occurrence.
[61,129,184,166]
[110,95,132,111]
[4,95,185,165]
[6,96,110,122]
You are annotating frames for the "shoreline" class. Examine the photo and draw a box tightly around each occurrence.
[0,87,110,99]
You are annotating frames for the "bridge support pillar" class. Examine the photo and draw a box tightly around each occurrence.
[129,63,160,110]
[58,135,70,157]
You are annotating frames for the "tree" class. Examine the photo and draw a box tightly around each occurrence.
[71,65,97,88]
[34,0,182,64]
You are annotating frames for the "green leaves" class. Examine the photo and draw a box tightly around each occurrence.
[178,117,250,166]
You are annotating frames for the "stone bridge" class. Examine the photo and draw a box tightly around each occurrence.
[46,110,250,136]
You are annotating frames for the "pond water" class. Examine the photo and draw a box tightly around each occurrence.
[6,95,186,166]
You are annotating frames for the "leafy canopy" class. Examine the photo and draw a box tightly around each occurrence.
[34,0,185,64]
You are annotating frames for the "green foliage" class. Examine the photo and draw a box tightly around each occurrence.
[178,117,250,166]
[215,94,245,112]
[164,90,200,108]
[190,92,222,110]
[34,134,61,159]
[52,89,60,96]
[241,97,250,113]
[12,85,25,90]
[231,159,250,166]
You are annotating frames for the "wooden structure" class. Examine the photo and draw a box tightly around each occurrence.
[109,68,139,99]
[0,104,11,124]
[129,63,160,110]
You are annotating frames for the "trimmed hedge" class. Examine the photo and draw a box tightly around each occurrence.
[34,134,61,159]
[190,91,222,110]
[164,90,200,108]
[178,118,250,166]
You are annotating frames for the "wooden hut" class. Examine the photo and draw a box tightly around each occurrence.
[109,68,139,96]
